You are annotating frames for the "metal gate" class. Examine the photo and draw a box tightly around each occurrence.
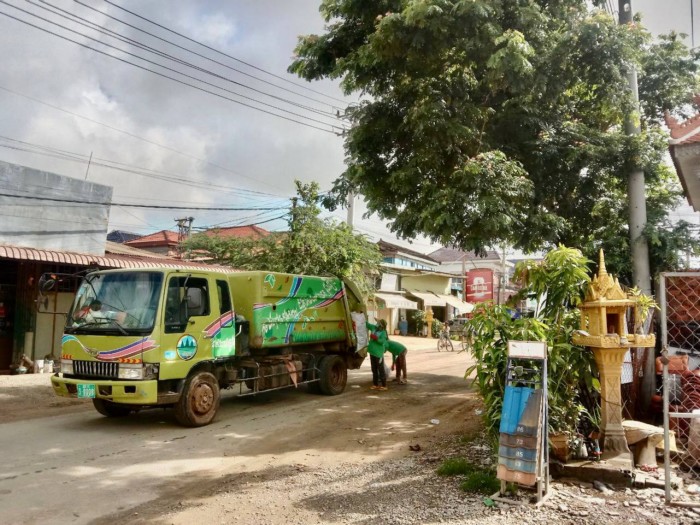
[660,272,700,506]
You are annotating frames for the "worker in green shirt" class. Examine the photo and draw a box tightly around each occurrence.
[386,339,408,384]
[366,319,388,391]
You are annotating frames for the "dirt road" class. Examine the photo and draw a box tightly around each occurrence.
[0,337,480,525]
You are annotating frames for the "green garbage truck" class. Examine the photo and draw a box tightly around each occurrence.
[46,268,368,426]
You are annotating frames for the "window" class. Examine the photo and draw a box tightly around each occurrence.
[164,276,210,333]
[216,280,232,315]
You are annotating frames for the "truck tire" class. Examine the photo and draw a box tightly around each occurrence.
[174,371,220,427]
[92,398,132,417]
[318,355,347,395]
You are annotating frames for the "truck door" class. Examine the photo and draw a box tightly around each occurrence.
[209,279,236,358]
[160,275,214,380]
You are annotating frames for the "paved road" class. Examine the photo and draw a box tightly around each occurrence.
[0,337,475,525]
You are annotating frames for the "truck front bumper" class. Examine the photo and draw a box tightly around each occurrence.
[51,374,159,405]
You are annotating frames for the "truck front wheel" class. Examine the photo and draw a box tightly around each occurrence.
[318,355,347,395]
[92,398,132,417]
[174,371,220,427]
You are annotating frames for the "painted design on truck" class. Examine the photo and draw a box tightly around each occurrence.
[176,335,197,360]
[253,277,347,345]
[61,334,158,361]
[203,311,236,358]
[203,311,234,338]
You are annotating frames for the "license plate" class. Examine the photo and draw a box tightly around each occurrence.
[77,384,96,398]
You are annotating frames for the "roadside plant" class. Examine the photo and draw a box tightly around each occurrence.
[629,286,659,334]
[465,246,599,440]
[432,319,444,338]
[410,309,426,335]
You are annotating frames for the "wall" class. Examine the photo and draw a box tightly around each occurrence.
[0,161,112,255]
[400,274,452,295]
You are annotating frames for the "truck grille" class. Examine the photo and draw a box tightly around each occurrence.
[73,360,119,379]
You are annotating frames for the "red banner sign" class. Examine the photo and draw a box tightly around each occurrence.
[466,268,494,303]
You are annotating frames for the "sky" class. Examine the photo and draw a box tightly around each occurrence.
[0,0,697,257]
[0,0,418,247]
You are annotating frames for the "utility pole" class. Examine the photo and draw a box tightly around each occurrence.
[619,0,654,412]
[619,0,652,297]
[175,217,194,258]
[346,192,355,228]
[175,217,194,242]
[290,197,298,233]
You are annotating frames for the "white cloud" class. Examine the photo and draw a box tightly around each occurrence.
[189,13,237,47]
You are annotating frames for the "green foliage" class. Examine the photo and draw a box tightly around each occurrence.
[437,457,473,477]
[291,1,700,273]
[437,458,499,494]
[460,471,500,495]
[183,181,382,298]
[465,246,598,438]
[431,318,443,338]
[410,309,425,334]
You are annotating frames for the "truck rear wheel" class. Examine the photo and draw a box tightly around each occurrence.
[174,371,220,427]
[318,355,347,395]
[92,398,132,417]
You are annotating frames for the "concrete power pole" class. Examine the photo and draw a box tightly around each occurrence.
[619,0,654,412]
[346,192,355,228]
[619,0,652,296]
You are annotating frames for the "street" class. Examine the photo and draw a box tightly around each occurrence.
[0,337,478,525]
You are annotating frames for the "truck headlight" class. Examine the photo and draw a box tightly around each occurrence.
[118,364,144,380]
[60,360,74,375]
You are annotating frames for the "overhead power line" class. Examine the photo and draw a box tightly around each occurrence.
[0,135,290,201]
[57,0,344,114]
[0,83,291,191]
[28,0,345,123]
[100,0,349,106]
[0,191,291,211]
[0,2,344,132]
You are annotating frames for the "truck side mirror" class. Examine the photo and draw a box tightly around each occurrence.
[38,274,56,293]
[186,288,204,316]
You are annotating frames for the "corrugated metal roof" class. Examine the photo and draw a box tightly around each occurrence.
[125,230,179,247]
[104,241,169,258]
[0,243,238,272]
[204,225,271,239]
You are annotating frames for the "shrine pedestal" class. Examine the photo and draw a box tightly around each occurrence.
[592,347,633,469]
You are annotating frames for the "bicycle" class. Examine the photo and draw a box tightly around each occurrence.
[437,327,454,352]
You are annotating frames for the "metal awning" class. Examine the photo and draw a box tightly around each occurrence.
[436,294,474,314]
[372,292,418,310]
[0,243,238,272]
[406,290,444,307]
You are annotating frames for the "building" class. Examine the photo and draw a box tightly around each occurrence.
[0,160,112,255]
[203,225,270,240]
[428,247,515,303]
[124,225,272,258]
[107,230,142,244]
[371,240,472,335]
[667,106,700,213]
[124,230,180,257]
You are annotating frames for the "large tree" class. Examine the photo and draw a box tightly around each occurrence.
[183,181,381,297]
[290,0,700,281]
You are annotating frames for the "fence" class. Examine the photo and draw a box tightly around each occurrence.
[660,271,700,506]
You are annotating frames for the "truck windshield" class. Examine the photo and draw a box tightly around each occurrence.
[66,271,164,335]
